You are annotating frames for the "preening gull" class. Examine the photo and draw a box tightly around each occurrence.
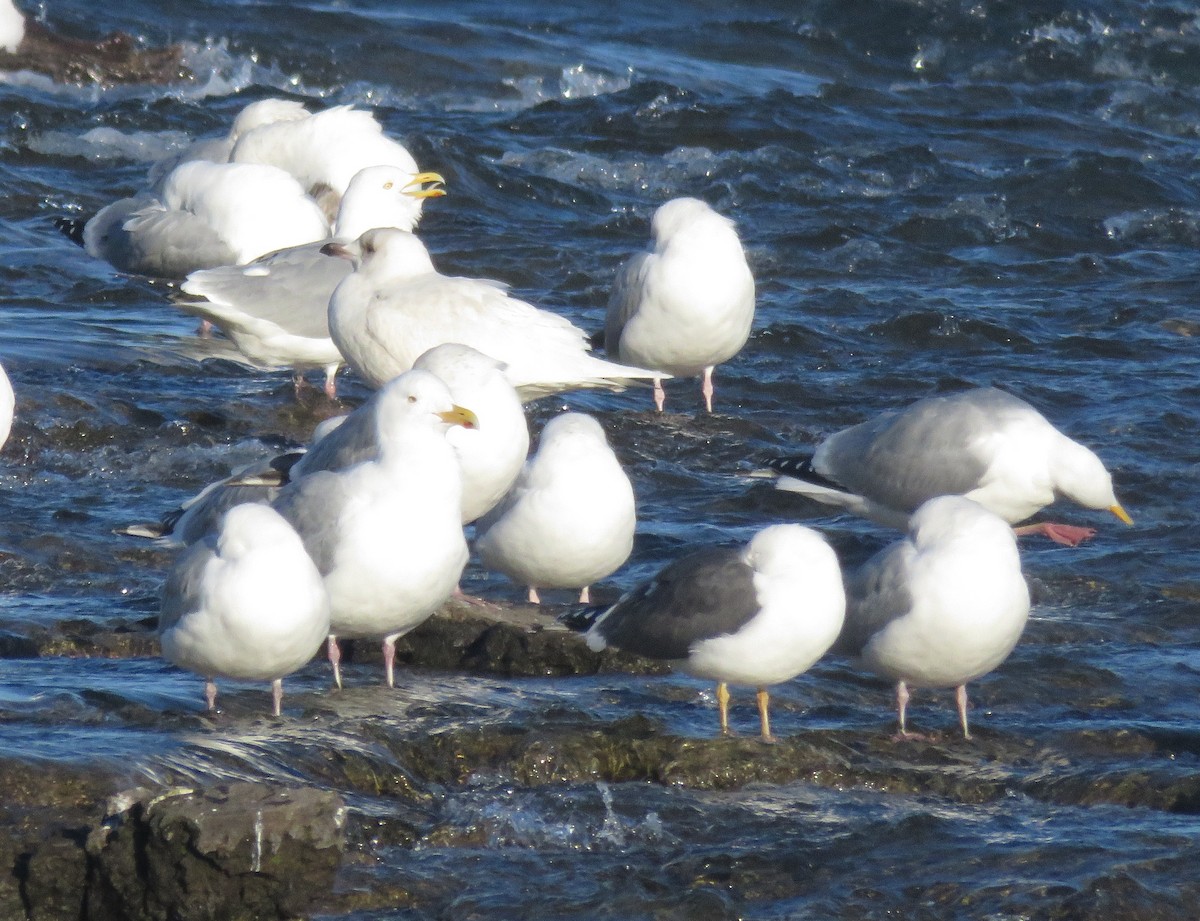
[325,228,665,400]
[272,369,475,689]
[561,523,845,740]
[58,159,330,279]
[605,197,755,412]
[838,495,1031,739]
[0,359,13,452]
[158,503,331,716]
[763,387,1133,546]
[175,164,446,397]
[230,104,426,221]
[475,412,634,604]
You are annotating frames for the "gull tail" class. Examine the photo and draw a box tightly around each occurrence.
[557,605,608,635]
[55,216,86,247]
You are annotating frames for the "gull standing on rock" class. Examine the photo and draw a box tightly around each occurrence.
[475,413,635,604]
[272,369,476,689]
[175,164,446,398]
[605,197,755,412]
[762,387,1133,546]
[561,524,845,741]
[157,504,331,717]
[837,495,1032,740]
[324,228,666,400]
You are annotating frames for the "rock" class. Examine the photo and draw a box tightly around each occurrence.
[86,783,345,921]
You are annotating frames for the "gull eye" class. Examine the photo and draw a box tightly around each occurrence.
[383,181,394,190]
[407,395,418,404]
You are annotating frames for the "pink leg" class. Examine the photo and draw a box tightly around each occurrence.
[452,583,494,608]
[955,684,971,740]
[197,319,213,339]
[271,678,284,717]
[578,585,590,604]
[204,679,218,712]
[653,378,665,412]
[323,366,338,400]
[527,586,541,605]
[701,366,715,413]
[896,680,910,736]
[383,636,396,688]
[327,635,343,690]
[1012,522,1096,547]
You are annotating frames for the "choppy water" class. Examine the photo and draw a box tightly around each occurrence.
[1,0,1199,917]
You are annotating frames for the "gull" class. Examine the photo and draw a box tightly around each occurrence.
[474,413,634,604]
[116,451,304,547]
[762,387,1133,546]
[605,197,755,412]
[272,369,476,689]
[175,164,446,398]
[837,495,1031,739]
[561,524,845,741]
[0,359,13,451]
[325,228,665,400]
[57,159,329,279]
[230,104,426,221]
[146,98,311,190]
[158,504,331,717]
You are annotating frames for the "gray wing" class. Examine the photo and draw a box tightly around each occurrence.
[595,547,761,659]
[818,389,1013,512]
[603,252,652,355]
[271,471,351,574]
[178,243,349,340]
[290,406,379,478]
[835,541,917,656]
[158,538,215,633]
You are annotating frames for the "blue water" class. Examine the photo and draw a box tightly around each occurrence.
[1,0,1199,917]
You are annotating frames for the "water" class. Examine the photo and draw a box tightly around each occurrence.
[1,0,1199,917]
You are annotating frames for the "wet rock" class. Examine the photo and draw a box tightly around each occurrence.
[0,21,190,86]
[1032,872,1196,921]
[87,783,345,921]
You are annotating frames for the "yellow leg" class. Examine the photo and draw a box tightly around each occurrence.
[716,681,731,735]
[756,687,774,741]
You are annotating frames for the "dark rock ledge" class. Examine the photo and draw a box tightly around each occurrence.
[1,599,1199,919]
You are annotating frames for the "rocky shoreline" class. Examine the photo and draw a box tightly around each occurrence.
[1,600,1197,920]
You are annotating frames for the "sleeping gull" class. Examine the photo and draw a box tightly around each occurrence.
[475,412,634,604]
[230,104,426,221]
[175,164,446,397]
[561,523,845,741]
[762,387,1133,546]
[605,197,755,412]
[325,228,665,400]
[837,495,1031,739]
[158,503,331,716]
[0,359,13,452]
[272,369,476,689]
[57,159,330,279]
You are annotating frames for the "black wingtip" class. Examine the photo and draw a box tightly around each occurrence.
[587,327,605,351]
[557,605,606,634]
[764,454,845,490]
[54,216,86,246]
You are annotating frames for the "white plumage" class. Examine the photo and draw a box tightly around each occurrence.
[325,228,666,400]
[176,164,446,397]
[271,369,475,688]
[839,495,1032,739]
[605,197,755,412]
[0,359,13,452]
[475,412,635,604]
[158,503,330,716]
